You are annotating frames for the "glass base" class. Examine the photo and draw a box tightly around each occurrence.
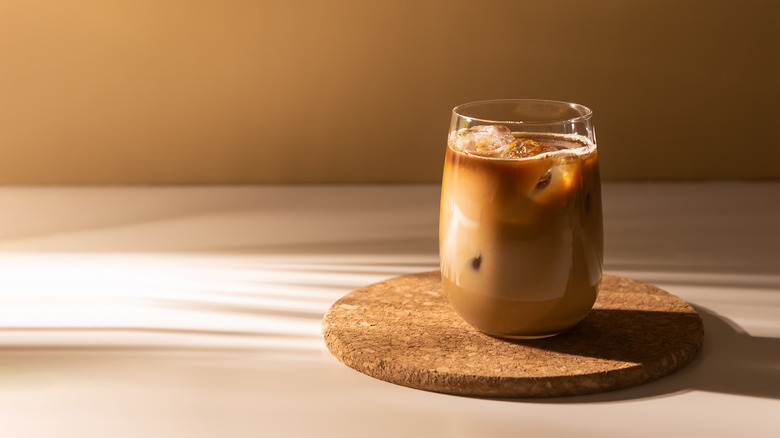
[490,331,562,340]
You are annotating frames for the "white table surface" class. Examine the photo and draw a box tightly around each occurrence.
[0,182,777,437]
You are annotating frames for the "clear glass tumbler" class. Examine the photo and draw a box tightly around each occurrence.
[439,99,603,339]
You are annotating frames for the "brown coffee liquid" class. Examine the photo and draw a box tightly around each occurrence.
[439,132,603,338]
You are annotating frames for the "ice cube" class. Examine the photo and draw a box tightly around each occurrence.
[520,138,558,156]
[449,125,516,154]
[499,138,559,159]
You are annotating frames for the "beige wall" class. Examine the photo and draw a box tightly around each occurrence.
[1,0,778,184]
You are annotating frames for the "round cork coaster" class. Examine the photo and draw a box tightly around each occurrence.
[322,271,703,398]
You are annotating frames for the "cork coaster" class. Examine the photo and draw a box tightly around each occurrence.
[322,271,703,398]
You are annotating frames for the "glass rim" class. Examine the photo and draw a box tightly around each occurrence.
[452,99,593,126]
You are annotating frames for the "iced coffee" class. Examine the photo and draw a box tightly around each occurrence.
[439,100,603,339]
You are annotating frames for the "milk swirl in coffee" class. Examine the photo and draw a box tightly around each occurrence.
[439,125,603,338]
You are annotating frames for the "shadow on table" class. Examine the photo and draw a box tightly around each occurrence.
[510,305,780,403]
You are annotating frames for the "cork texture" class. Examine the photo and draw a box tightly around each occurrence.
[322,271,704,398]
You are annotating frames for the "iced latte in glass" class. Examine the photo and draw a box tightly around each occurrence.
[439,100,603,339]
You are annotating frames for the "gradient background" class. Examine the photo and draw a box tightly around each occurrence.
[1,0,778,184]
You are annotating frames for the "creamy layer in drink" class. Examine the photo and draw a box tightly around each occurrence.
[439,125,603,338]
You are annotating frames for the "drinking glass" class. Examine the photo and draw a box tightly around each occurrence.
[439,99,603,339]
